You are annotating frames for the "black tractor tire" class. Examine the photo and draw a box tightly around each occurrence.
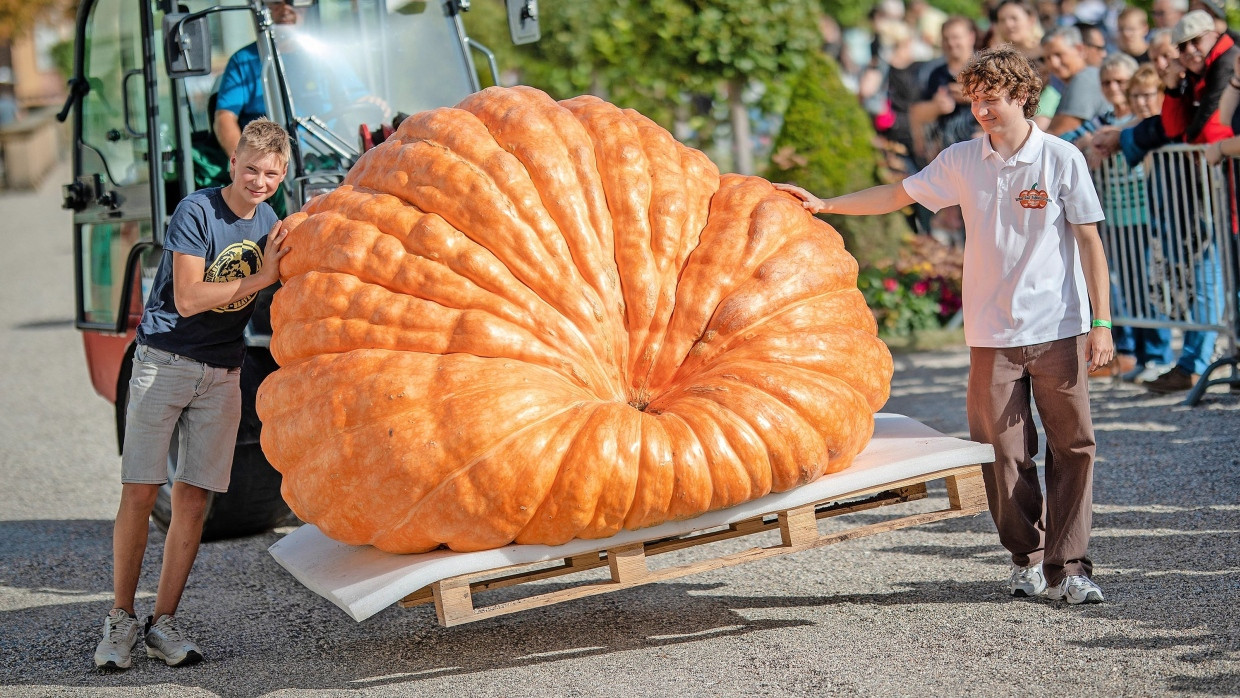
[147,325,295,540]
[152,437,294,541]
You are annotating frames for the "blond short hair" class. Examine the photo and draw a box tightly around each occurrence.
[959,45,1043,119]
[237,117,291,164]
[1127,63,1163,95]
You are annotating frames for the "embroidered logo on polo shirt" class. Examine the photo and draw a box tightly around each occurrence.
[1016,182,1049,209]
[204,240,263,313]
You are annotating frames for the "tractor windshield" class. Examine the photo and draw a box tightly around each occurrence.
[176,0,478,178]
[273,0,478,158]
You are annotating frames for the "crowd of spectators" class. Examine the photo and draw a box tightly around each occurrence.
[819,0,1237,393]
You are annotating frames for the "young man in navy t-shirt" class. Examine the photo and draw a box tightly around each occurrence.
[94,118,292,670]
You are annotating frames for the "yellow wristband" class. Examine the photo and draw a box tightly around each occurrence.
[1091,319,1112,329]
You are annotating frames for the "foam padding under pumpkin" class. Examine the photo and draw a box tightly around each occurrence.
[256,86,893,553]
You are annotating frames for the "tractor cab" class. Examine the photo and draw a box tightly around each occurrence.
[168,0,491,209]
[62,0,530,337]
[58,0,539,540]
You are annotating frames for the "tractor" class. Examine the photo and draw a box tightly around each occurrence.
[58,0,539,539]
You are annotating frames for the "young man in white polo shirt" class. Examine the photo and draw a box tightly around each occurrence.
[777,45,1114,604]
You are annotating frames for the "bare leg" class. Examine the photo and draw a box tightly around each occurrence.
[112,483,160,615]
[152,481,210,620]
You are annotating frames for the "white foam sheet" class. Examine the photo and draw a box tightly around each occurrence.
[268,413,994,622]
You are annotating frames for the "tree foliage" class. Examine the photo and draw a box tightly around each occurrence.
[0,0,73,41]
[643,0,820,91]
[463,0,820,171]
[819,0,983,29]
[766,49,908,267]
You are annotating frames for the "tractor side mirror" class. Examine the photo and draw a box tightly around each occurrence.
[163,13,212,78]
[506,0,539,45]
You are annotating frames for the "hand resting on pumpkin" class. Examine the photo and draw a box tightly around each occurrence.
[773,181,914,217]
[171,220,291,317]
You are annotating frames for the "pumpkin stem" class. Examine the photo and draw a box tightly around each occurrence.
[627,387,652,412]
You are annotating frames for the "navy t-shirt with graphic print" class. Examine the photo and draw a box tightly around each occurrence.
[136,187,278,368]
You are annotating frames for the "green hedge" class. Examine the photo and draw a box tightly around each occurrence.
[766,49,908,268]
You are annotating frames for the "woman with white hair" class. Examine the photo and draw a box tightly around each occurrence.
[1063,52,1141,147]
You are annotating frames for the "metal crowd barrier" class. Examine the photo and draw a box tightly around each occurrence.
[1093,144,1240,404]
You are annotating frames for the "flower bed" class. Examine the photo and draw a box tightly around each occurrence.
[858,235,963,338]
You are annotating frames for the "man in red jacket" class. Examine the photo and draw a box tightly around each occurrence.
[1160,9,1237,144]
[1095,11,1238,155]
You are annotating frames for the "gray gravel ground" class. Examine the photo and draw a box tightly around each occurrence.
[1,165,1237,697]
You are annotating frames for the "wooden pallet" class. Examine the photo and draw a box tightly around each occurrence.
[398,465,987,627]
[268,414,995,624]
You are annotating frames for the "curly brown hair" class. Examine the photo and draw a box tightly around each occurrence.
[958,45,1043,119]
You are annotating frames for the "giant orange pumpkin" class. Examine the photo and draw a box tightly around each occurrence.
[255,86,893,554]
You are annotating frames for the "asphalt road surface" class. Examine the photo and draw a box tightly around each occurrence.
[1,164,1237,697]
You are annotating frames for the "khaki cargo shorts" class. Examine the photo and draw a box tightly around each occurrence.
[120,344,241,493]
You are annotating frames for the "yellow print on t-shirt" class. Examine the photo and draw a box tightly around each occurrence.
[203,240,263,312]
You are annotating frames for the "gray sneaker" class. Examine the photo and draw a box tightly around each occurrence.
[1008,562,1047,597]
[94,608,141,670]
[144,615,203,667]
[1047,575,1105,604]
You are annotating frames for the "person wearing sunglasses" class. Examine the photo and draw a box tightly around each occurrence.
[1162,10,1236,148]
[1079,22,1108,68]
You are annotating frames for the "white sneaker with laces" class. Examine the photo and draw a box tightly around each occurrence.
[94,608,140,670]
[1047,575,1105,604]
[144,614,203,667]
[1008,562,1047,597]
[1130,361,1173,384]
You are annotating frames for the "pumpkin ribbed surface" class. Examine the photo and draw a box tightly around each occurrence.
[256,86,893,553]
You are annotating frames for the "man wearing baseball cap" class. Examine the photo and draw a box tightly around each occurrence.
[1191,0,1240,44]
[1100,9,1237,157]
[1137,9,1238,393]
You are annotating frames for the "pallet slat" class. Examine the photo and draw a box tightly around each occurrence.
[269,414,998,624]
[399,481,934,610]
[401,464,989,626]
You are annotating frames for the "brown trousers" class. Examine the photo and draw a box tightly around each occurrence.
[967,334,1095,585]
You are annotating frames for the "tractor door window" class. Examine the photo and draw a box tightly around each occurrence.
[79,0,149,188]
[176,1,258,142]
[175,2,260,190]
[80,221,156,325]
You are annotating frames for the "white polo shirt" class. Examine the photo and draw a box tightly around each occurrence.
[902,122,1104,348]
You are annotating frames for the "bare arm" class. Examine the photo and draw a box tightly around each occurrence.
[1206,133,1240,164]
[1212,60,1240,163]
[1047,113,1084,136]
[1219,83,1239,128]
[171,221,290,317]
[1071,221,1115,371]
[908,100,936,160]
[1223,54,1240,127]
[773,182,915,216]
[214,110,242,158]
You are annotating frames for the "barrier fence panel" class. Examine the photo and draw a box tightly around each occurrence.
[1093,144,1240,404]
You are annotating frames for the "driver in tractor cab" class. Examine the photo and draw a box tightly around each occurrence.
[213,0,389,211]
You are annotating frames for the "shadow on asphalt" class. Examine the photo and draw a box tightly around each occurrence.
[11,318,75,331]
[2,504,1236,695]
[2,349,1235,695]
[1167,673,1240,695]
